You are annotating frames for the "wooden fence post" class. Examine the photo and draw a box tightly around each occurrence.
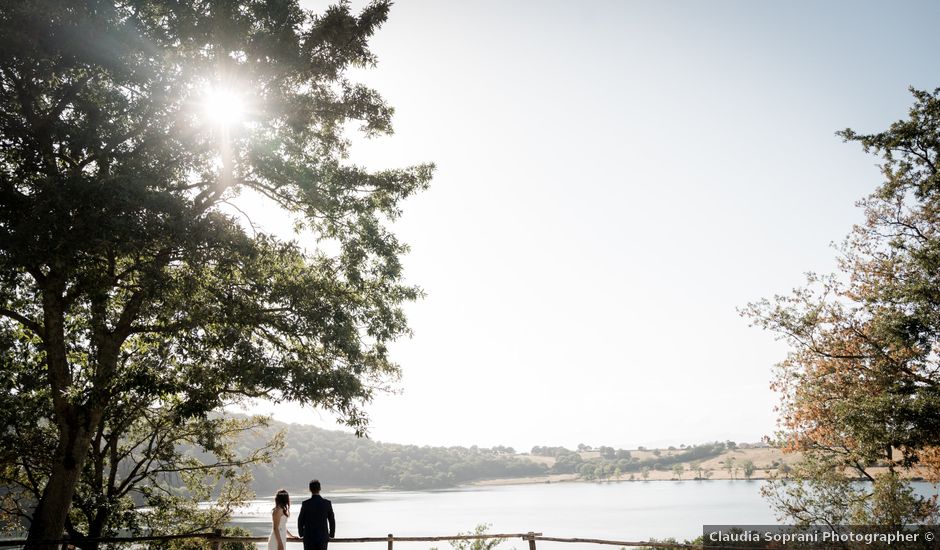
[212,528,223,550]
[527,532,537,550]
[388,533,394,550]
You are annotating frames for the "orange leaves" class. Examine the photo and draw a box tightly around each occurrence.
[916,446,940,483]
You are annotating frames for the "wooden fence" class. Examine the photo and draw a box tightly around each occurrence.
[0,531,748,550]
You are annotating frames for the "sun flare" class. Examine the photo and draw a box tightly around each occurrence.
[202,86,246,126]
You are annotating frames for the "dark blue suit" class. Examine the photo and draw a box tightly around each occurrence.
[297,494,335,550]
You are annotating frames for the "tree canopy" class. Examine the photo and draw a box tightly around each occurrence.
[746,87,940,525]
[0,0,431,546]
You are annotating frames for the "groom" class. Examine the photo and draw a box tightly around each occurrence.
[298,479,336,550]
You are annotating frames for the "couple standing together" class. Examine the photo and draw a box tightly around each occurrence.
[268,479,336,550]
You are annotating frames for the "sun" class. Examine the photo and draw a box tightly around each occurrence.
[202,86,246,127]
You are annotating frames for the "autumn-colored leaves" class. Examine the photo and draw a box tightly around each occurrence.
[746,88,940,522]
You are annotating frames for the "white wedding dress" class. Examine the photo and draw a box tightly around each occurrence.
[267,509,289,549]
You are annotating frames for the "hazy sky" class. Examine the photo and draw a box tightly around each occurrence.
[241,0,940,451]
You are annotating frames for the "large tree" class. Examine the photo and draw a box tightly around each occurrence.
[0,369,281,550]
[0,0,432,546]
[745,87,940,525]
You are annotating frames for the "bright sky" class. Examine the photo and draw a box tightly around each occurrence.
[241,0,940,451]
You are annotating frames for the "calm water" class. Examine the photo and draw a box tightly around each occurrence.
[235,480,779,549]
[238,480,940,549]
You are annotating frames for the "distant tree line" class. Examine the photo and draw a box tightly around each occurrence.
[190,420,740,496]
[226,420,545,493]
[532,442,729,480]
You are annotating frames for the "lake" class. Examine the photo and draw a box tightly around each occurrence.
[234,480,782,549]
[237,480,940,550]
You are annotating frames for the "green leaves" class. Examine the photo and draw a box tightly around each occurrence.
[0,0,429,433]
[748,87,940,525]
[0,0,431,542]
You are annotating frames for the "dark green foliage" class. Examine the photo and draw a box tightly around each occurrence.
[0,0,431,544]
[236,420,546,492]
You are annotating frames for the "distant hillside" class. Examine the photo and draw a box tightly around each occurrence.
[233,419,547,493]
[221,419,806,494]
[525,443,799,481]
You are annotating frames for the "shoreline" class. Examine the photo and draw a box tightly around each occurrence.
[325,470,934,494]
[323,473,776,494]
[257,469,937,502]
[462,472,770,487]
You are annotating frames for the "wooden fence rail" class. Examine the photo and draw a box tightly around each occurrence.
[0,531,761,550]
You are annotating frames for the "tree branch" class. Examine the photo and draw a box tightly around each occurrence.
[0,307,43,336]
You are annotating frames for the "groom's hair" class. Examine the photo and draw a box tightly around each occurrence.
[309,479,321,493]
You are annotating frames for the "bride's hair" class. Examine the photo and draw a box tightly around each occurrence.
[274,489,290,517]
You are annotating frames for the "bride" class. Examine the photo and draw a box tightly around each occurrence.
[267,489,296,550]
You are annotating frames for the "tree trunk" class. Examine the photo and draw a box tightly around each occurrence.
[78,510,109,550]
[26,409,99,550]
[27,280,112,549]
